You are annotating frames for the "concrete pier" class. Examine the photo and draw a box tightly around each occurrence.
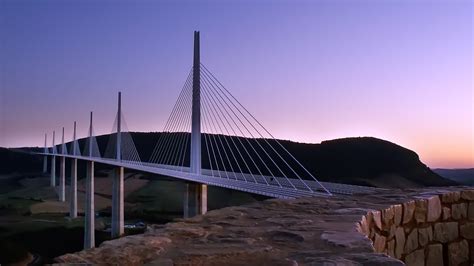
[59,156,65,201]
[50,157,56,187]
[183,182,207,218]
[69,158,77,218]
[59,127,66,202]
[84,161,95,249]
[43,155,48,174]
[50,131,56,187]
[70,121,78,218]
[111,166,124,238]
[43,133,48,173]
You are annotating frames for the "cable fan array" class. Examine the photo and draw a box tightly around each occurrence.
[149,69,193,171]
[103,112,142,166]
[148,64,330,195]
[83,127,101,158]
[69,138,82,156]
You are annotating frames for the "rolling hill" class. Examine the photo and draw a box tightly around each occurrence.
[3,135,456,188]
[433,168,474,186]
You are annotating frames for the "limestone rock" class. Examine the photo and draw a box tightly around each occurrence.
[369,227,376,239]
[387,239,395,258]
[50,187,474,265]
[395,227,405,259]
[468,202,474,221]
[383,207,395,228]
[418,226,433,247]
[373,233,386,253]
[393,204,402,226]
[460,222,474,240]
[426,196,441,222]
[434,222,458,243]
[426,244,443,266]
[442,207,451,221]
[369,211,382,230]
[404,249,424,266]
[404,228,418,254]
[461,189,474,200]
[360,215,369,235]
[414,199,427,224]
[145,258,174,266]
[388,224,397,240]
[403,200,416,224]
[440,191,460,203]
[448,240,469,266]
[266,230,305,242]
[452,203,467,220]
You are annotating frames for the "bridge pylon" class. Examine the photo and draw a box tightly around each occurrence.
[184,31,207,218]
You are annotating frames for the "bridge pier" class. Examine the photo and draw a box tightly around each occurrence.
[84,161,95,249]
[183,182,207,218]
[59,156,65,201]
[50,156,56,187]
[50,131,56,187]
[43,155,48,174]
[70,121,78,218]
[43,133,48,173]
[59,127,66,202]
[69,158,77,218]
[111,166,124,238]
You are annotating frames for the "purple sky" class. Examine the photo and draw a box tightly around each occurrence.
[0,0,472,168]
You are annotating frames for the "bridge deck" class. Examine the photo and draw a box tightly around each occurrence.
[40,153,380,198]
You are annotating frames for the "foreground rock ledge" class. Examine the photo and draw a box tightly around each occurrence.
[55,187,473,265]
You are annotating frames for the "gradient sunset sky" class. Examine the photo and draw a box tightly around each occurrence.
[0,0,472,168]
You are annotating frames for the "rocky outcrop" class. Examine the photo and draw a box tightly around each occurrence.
[359,189,474,266]
[56,187,473,265]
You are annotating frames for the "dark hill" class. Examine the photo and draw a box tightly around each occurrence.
[280,137,454,187]
[0,147,42,174]
[5,135,455,188]
[433,168,474,186]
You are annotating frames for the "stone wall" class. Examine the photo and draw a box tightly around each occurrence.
[357,189,474,266]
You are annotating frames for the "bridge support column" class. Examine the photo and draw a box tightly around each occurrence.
[59,127,66,202]
[69,158,77,218]
[111,166,124,238]
[51,131,56,187]
[43,155,48,174]
[59,156,66,202]
[183,182,207,218]
[43,133,48,173]
[50,156,56,187]
[84,161,95,249]
[70,121,78,218]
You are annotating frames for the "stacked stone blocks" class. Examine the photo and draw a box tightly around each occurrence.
[357,189,474,266]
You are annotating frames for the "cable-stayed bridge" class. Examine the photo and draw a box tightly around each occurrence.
[34,32,377,249]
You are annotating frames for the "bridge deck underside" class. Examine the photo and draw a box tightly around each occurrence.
[42,154,379,198]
